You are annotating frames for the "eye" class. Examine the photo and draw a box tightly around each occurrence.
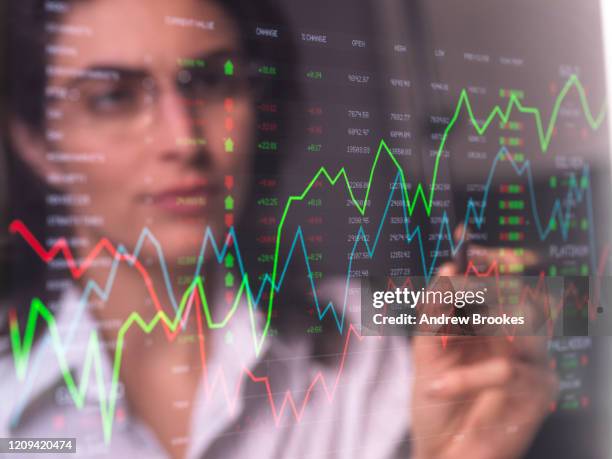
[189,70,226,89]
[86,85,139,114]
[185,68,250,100]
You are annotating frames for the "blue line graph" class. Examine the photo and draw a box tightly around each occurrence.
[9,145,596,426]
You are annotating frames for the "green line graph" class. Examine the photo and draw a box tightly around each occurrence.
[9,75,607,442]
[10,278,252,442]
[263,74,607,349]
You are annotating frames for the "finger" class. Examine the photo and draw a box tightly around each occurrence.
[452,224,540,269]
[426,358,559,400]
[438,261,458,277]
[427,358,517,397]
[413,261,460,336]
[509,336,550,364]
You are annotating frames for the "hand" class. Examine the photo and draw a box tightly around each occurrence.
[410,248,559,459]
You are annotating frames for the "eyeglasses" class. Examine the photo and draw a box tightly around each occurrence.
[46,54,263,140]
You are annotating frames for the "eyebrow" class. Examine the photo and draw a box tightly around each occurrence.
[59,48,243,89]
[61,66,149,90]
[187,49,245,68]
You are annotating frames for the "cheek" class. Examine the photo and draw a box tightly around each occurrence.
[207,100,256,216]
[49,116,138,173]
[204,98,256,171]
[50,114,144,175]
[48,125,141,217]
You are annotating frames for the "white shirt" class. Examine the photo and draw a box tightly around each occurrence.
[0,280,412,458]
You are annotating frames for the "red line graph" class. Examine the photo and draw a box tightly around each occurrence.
[7,219,610,433]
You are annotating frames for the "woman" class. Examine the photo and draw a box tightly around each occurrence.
[1,0,557,458]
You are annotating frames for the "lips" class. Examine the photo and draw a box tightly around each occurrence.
[147,181,222,216]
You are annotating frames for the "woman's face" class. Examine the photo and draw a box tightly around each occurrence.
[18,0,256,262]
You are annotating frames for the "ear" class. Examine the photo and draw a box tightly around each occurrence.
[9,119,62,181]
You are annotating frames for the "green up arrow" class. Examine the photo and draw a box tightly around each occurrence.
[225,253,235,268]
[224,59,234,76]
[224,138,234,153]
[224,195,234,211]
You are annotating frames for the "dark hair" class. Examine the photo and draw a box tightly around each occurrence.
[0,0,301,341]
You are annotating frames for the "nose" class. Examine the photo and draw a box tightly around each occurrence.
[153,84,207,161]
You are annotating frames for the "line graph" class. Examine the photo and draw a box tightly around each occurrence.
[385,250,609,347]
[9,147,599,350]
[10,292,369,443]
[7,142,601,428]
[6,74,608,440]
[10,254,609,443]
[264,74,606,349]
[11,74,605,321]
